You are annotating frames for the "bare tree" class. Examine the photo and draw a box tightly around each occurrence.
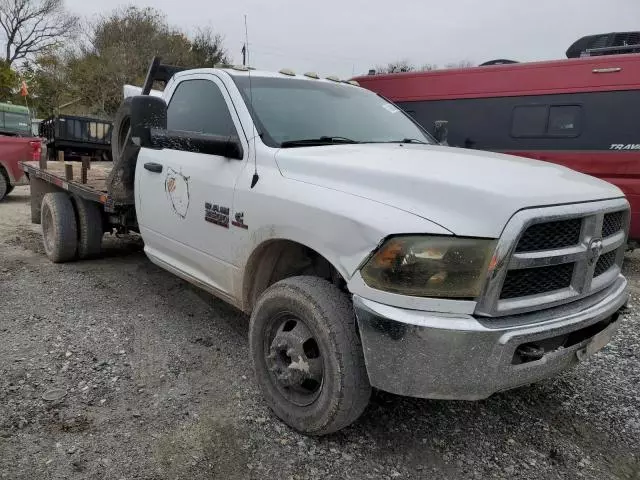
[372,60,474,75]
[373,61,445,74]
[375,59,416,74]
[0,0,78,66]
[420,63,438,71]
[445,60,474,69]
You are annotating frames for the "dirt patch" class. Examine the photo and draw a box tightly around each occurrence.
[5,225,46,254]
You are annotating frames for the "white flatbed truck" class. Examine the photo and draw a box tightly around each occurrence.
[21,57,630,435]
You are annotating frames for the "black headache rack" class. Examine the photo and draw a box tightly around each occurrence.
[103,57,189,206]
[140,56,189,95]
[39,115,113,161]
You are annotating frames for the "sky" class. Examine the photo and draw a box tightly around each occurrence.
[66,0,640,78]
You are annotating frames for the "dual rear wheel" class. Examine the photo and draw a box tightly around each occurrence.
[41,192,103,263]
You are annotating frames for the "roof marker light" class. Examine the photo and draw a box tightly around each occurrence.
[347,80,360,86]
[279,68,296,76]
[325,75,341,82]
[232,65,250,71]
[304,72,319,79]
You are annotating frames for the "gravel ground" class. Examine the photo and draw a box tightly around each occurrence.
[1,186,639,480]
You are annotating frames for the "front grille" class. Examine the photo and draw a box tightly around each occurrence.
[476,199,629,318]
[594,251,617,277]
[500,263,574,300]
[516,219,582,252]
[602,211,624,238]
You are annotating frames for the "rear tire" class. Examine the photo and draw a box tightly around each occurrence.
[41,192,78,263]
[73,196,103,259]
[0,168,8,201]
[111,97,135,164]
[249,276,371,435]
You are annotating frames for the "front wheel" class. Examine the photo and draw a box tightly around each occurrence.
[249,276,371,435]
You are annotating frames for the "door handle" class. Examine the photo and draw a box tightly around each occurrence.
[144,162,163,173]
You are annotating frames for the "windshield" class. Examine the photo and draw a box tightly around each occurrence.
[2,112,31,134]
[232,76,433,148]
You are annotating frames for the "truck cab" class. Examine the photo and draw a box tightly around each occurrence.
[0,102,41,201]
[0,102,32,135]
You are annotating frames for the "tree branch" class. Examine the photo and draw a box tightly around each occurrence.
[0,0,77,65]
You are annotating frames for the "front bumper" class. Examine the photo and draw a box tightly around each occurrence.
[353,275,628,400]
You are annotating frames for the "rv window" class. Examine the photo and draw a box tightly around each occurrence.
[548,105,581,136]
[511,105,548,137]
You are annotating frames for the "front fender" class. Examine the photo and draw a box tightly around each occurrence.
[232,174,451,310]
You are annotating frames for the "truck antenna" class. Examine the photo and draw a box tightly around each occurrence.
[245,15,259,189]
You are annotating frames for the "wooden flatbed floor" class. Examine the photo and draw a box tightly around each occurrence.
[21,160,132,207]
[24,160,113,193]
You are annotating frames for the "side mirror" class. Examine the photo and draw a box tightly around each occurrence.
[433,120,449,146]
[152,130,244,160]
[130,95,167,148]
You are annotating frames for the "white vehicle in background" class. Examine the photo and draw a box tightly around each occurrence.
[22,57,630,435]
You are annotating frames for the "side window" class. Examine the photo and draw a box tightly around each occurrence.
[167,79,238,137]
[511,105,548,137]
[548,105,581,136]
[511,104,582,138]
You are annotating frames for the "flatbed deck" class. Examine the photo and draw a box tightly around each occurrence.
[21,160,130,208]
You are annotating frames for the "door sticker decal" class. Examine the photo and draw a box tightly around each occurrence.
[232,212,248,229]
[205,202,230,228]
[165,168,190,219]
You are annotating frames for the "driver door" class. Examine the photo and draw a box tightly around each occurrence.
[135,74,248,298]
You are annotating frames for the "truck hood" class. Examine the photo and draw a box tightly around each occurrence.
[274,144,623,238]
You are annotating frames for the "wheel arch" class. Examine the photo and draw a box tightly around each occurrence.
[241,237,352,314]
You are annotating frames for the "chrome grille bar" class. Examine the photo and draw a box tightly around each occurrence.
[475,198,630,317]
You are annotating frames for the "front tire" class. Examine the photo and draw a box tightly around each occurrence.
[0,168,8,201]
[41,192,78,263]
[249,276,371,435]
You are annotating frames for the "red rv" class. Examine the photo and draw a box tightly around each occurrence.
[355,32,640,243]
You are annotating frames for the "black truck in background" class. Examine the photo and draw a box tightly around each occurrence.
[39,115,113,161]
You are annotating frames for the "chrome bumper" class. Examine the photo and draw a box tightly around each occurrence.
[353,275,628,400]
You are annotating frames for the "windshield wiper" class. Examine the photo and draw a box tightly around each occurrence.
[382,138,428,144]
[280,136,360,148]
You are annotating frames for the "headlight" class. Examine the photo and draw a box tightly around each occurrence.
[360,236,497,298]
